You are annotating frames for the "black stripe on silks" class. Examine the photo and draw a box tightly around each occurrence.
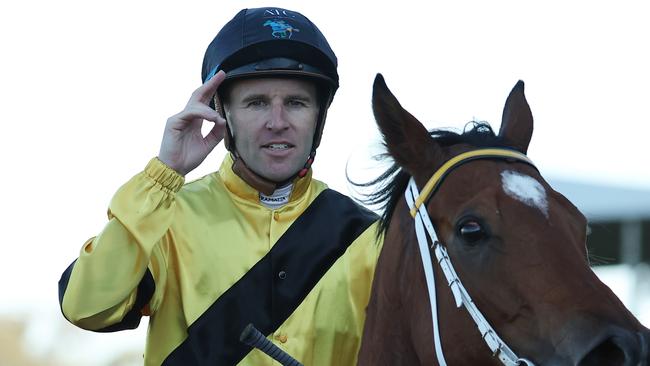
[58,259,155,332]
[96,269,155,332]
[163,189,378,365]
[58,259,77,310]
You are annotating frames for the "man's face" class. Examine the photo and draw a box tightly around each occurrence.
[224,78,319,183]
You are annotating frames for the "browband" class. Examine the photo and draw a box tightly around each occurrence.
[410,148,535,217]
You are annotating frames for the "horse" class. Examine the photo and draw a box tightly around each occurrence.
[357,74,650,365]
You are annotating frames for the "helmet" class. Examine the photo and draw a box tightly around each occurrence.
[202,7,339,153]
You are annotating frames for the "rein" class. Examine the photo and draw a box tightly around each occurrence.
[404,148,536,366]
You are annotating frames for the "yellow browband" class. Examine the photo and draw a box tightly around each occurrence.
[409,148,535,217]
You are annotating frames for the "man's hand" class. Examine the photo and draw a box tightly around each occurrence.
[158,71,227,176]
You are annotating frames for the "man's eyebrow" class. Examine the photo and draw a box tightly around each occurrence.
[240,94,267,103]
[239,92,314,103]
[285,94,313,102]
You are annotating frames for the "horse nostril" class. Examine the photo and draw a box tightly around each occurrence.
[578,337,625,366]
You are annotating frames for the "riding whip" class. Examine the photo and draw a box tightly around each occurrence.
[240,324,304,366]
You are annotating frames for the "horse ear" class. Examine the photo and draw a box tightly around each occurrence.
[372,74,439,175]
[499,80,533,154]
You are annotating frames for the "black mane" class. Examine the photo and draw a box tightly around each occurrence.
[352,122,508,236]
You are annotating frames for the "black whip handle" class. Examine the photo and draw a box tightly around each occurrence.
[239,324,303,366]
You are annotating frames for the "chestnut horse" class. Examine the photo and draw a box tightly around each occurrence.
[357,75,650,365]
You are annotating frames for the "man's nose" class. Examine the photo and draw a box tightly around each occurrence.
[266,103,289,130]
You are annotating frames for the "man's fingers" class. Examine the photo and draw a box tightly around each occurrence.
[203,118,227,149]
[189,70,227,105]
[171,104,224,126]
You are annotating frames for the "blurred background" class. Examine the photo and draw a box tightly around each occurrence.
[1,0,648,364]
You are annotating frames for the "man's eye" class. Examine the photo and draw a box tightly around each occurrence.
[288,99,306,107]
[246,100,266,107]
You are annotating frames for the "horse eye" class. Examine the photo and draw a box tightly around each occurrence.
[458,221,486,244]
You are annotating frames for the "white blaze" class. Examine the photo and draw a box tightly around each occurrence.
[500,170,549,218]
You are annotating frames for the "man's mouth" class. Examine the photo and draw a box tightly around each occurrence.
[263,143,293,150]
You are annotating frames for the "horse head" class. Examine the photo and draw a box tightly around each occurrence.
[358,74,650,365]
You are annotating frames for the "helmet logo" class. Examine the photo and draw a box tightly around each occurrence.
[263,19,300,39]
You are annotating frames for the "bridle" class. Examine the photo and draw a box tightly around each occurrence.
[403,148,537,366]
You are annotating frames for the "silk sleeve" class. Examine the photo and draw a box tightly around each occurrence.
[59,158,183,331]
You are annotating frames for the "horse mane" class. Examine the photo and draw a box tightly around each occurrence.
[353,122,508,237]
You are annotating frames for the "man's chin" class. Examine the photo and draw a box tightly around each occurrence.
[250,165,297,185]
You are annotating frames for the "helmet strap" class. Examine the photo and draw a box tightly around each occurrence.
[223,124,234,151]
[298,151,315,178]
[214,96,235,151]
[231,153,277,196]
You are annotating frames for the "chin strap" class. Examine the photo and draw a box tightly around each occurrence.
[298,151,315,178]
[231,155,277,195]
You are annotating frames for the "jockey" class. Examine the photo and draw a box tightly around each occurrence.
[58,7,382,366]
